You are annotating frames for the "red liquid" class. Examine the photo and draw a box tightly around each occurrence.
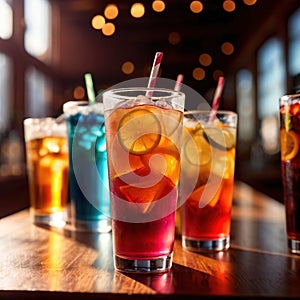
[280,102,300,240]
[181,177,233,240]
[112,214,176,259]
[111,167,177,259]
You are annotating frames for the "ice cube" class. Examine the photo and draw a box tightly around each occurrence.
[155,100,173,109]
[78,139,92,150]
[135,94,152,104]
[115,95,152,108]
[44,139,60,153]
[183,118,198,128]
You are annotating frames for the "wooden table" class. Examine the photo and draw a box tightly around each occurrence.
[0,181,299,299]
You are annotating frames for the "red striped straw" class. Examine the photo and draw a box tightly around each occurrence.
[174,74,184,92]
[209,76,225,122]
[146,52,163,97]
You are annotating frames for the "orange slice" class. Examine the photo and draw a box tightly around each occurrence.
[204,128,235,151]
[280,129,299,161]
[189,175,223,208]
[159,109,183,136]
[117,108,161,155]
[119,167,175,213]
[183,128,211,166]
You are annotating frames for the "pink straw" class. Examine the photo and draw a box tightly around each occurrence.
[174,74,184,92]
[209,76,225,122]
[146,52,163,97]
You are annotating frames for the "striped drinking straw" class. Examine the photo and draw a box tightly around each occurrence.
[209,76,225,122]
[174,74,184,92]
[146,52,163,98]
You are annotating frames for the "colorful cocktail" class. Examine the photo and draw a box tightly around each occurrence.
[280,94,300,254]
[180,110,237,251]
[24,118,69,226]
[63,101,111,232]
[103,88,184,273]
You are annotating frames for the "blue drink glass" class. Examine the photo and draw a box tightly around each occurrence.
[63,101,111,232]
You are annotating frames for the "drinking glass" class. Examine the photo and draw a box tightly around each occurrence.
[24,117,69,226]
[103,88,185,273]
[279,94,300,254]
[63,101,111,232]
[180,110,237,251]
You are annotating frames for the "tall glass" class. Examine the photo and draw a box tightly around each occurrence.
[180,110,237,251]
[24,117,69,226]
[103,88,185,273]
[279,94,300,254]
[63,101,111,232]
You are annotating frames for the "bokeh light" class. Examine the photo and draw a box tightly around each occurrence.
[104,4,119,20]
[152,1,165,13]
[73,86,85,99]
[122,61,135,74]
[102,22,115,36]
[199,53,212,66]
[91,15,105,30]
[193,67,205,80]
[223,0,236,12]
[243,0,257,5]
[190,1,203,13]
[131,3,145,18]
[221,42,234,55]
[213,70,224,80]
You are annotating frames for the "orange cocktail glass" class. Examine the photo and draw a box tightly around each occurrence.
[24,118,69,227]
[180,110,237,251]
[103,88,184,273]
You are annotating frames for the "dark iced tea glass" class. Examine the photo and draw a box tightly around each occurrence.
[279,94,300,254]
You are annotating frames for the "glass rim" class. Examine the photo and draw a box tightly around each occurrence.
[184,110,237,116]
[280,93,300,103]
[103,87,184,99]
[23,117,66,141]
[23,117,56,125]
[63,100,104,115]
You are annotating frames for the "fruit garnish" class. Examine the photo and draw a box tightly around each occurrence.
[291,103,300,116]
[159,109,183,136]
[189,175,223,208]
[183,128,211,166]
[280,129,299,161]
[117,108,161,155]
[204,127,235,150]
[119,167,176,213]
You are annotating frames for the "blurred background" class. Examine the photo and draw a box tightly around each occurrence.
[1,0,300,217]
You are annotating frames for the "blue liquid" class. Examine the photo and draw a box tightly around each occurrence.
[66,111,110,227]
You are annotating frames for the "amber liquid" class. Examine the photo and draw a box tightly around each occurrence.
[180,124,236,241]
[105,104,182,259]
[280,103,300,241]
[26,136,69,215]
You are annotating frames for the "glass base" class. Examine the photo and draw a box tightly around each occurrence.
[114,253,173,273]
[32,212,66,227]
[182,236,230,252]
[74,219,112,233]
[288,238,300,255]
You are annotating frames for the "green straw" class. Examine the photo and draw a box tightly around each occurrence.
[84,73,96,104]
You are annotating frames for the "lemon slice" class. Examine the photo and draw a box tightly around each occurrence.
[183,128,211,166]
[280,129,299,161]
[117,108,161,155]
[204,128,235,150]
